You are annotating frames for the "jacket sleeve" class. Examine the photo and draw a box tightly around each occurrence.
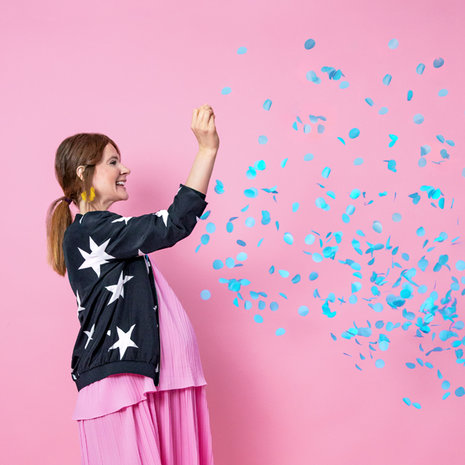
[81,183,208,260]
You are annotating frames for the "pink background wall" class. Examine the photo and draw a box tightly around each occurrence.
[2,0,464,464]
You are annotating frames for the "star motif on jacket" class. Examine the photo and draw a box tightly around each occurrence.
[76,290,85,316]
[154,209,169,227]
[111,216,133,225]
[105,271,134,305]
[78,236,114,277]
[108,324,138,359]
[84,323,95,349]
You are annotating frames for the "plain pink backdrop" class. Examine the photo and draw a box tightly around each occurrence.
[1,0,464,464]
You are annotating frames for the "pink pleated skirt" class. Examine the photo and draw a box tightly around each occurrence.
[77,385,214,465]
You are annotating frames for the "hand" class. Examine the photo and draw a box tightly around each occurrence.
[191,104,220,153]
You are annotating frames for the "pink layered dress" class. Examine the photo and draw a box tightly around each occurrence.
[73,260,214,465]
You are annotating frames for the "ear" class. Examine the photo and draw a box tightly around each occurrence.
[76,166,85,182]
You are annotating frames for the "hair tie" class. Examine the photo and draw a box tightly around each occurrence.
[63,197,72,205]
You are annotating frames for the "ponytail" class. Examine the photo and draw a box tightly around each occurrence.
[46,197,74,276]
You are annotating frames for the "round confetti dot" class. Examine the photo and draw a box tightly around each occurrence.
[412,402,421,409]
[339,81,349,89]
[245,217,255,227]
[382,74,392,85]
[276,328,286,336]
[304,153,314,161]
[416,63,425,75]
[433,57,444,68]
[221,87,232,95]
[418,158,427,167]
[263,100,272,111]
[406,362,416,369]
[438,88,448,97]
[392,213,402,222]
[200,290,211,300]
[312,253,323,263]
[456,387,465,397]
[413,114,424,124]
[375,359,385,368]
[403,397,411,406]
[258,135,268,144]
[378,107,388,115]
[304,38,316,50]
[237,46,247,55]
[206,222,216,233]
[442,380,451,390]
[244,188,258,198]
[349,128,360,139]
[298,305,309,316]
[236,252,247,261]
[388,38,399,49]
[372,221,383,233]
[270,302,279,311]
[379,341,389,351]
[254,314,264,323]
[455,260,465,271]
[200,234,210,245]
[309,272,318,281]
[283,232,294,245]
[354,157,364,165]
[212,259,223,270]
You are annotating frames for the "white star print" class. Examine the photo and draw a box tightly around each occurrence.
[78,236,115,277]
[105,271,134,305]
[108,324,138,359]
[84,323,95,349]
[76,290,85,316]
[111,216,133,225]
[154,209,169,227]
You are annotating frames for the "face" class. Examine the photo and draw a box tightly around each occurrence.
[78,143,131,211]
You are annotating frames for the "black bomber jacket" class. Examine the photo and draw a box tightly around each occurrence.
[62,183,208,391]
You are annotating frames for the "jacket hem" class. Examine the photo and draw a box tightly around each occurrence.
[75,360,159,391]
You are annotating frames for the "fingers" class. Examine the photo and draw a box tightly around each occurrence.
[192,104,215,129]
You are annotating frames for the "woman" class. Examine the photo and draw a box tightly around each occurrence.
[46,104,219,464]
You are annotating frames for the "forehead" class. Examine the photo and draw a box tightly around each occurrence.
[103,143,120,160]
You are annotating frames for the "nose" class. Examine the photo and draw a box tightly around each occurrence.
[121,164,131,175]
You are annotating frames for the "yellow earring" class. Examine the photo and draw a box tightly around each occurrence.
[81,186,96,202]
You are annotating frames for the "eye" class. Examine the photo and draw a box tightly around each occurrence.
[110,160,117,165]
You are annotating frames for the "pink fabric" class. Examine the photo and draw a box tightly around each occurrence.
[77,385,215,465]
[72,260,207,420]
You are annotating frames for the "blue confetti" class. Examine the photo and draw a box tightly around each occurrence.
[237,46,247,55]
[339,81,350,89]
[407,90,413,101]
[382,74,392,86]
[276,328,286,336]
[365,97,374,106]
[322,166,331,178]
[375,359,385,368]
[263,99,272,111]
[258,135,268,144]
[304,39,316,50]
[221,87,232,95]
[254,314,264,323]
[200,289,211,300]
[416,63,425,75]
[433,57,444,68]
[379,107,389,115]
[438,88,448,97]
[298,305,309,316]
[373,221,383,233]
[388,38,399,49]
[283,232,294,245]
[349,128,360,139]
[413,114,424,124]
